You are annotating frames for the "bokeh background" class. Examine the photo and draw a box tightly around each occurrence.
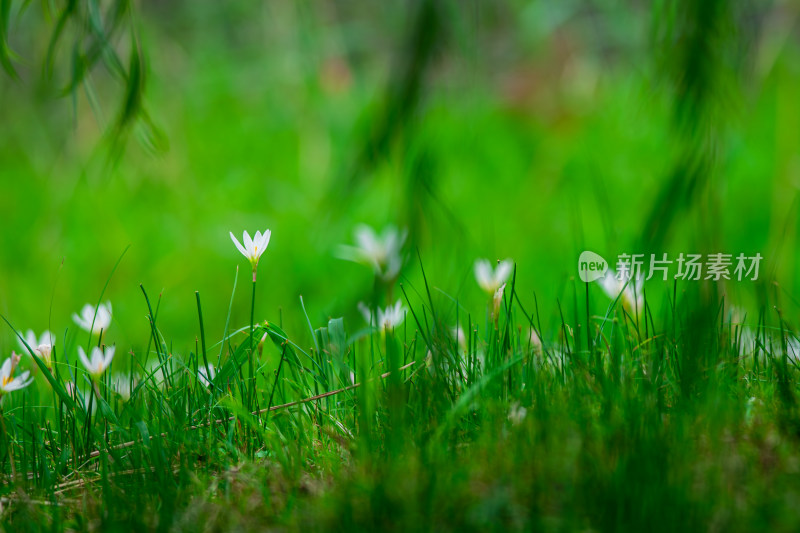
[1,0,799,353]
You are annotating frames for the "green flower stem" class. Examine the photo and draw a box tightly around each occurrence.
[249,277,257,412]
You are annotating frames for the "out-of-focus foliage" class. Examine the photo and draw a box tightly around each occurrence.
[1,0,799,351]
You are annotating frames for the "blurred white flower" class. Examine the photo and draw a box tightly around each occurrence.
[339,224,406,281]
[73,302,112,335]
[598,271,643,314]
[359,300,406,333]
[78,346,115,379]
[474,259,513,294]
[230,229,271,281]
[0,356,33,396]
[508,401,527,425]
[198,364,216,387]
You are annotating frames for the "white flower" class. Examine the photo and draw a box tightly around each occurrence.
[19,330,55,369]
[230,229,271,279]
[358,300,406,333]
[73,302,112,335]
[508,401,527,425]
[474,259,513,294]
[0,357,33,396]
[78,346,115,379]
[198,364,216,386]
[339,224,407,281]
[598,271,643,314]
[19,330,55,355]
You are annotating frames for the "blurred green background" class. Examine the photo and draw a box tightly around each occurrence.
[1,0,799,353]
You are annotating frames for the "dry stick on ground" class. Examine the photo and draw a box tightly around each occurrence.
[87,360,417,459]
[52,467,178,497]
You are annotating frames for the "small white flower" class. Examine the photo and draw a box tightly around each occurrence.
[73,303,112,335]
[78,346,115,379]
[359,300,406,333]
[0,356,33,396]
[230,229,271,280]
[198,364,216,387]
[508,401,527,425]
[339,224,407,281]
[19,329,55,359]
[474,259,513,294]
[598,271,643,314]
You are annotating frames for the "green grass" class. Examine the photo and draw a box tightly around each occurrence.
[1,259,800,531]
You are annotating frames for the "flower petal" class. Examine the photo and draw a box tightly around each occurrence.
[259,229,271,251]
[357,302,373,325]
[81,304,95,322]
[77,347,93,373]
[230,232,248,258]
[495,260,513,285]
[73,313,87,331]
[474,259,492,291]
[0,358,11,380]
[40,330,55,347]
[23,330,37,350]
[104,346,116,368]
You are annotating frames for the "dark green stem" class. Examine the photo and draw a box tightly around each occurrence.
[195,291,212,391]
